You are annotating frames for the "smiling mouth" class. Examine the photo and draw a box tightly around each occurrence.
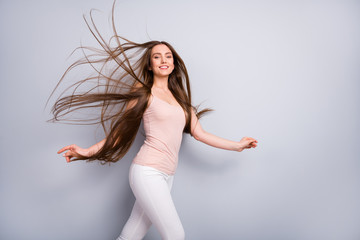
[159,66,169,69]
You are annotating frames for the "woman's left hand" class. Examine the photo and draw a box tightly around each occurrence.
[236,137,258,152]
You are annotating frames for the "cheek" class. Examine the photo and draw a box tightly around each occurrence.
[149,59,156,70]
[169,60,175,69]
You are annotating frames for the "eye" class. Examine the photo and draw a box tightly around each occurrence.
[167,55,172,58]
[154,56,159,59]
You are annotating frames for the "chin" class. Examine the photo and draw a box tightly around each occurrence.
[155,72,171,77]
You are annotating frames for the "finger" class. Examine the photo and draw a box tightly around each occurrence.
[63,151,71,157]
[63,152,74,160]
[247,142,255,148]
[244,137,256,143]
[66,156,71,162]
[57,146,71,154]
[250,139,258,144]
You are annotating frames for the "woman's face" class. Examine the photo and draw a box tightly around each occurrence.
[149,44,174,78]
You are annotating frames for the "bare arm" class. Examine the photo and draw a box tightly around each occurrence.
[87,138,106,156]
[190,109,258,152]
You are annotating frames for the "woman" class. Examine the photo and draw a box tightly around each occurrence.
[49,3,258,240]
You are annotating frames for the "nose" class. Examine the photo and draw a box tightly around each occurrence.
[161,56,167,63]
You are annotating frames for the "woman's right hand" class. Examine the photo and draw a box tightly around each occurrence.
[57,144,91,163]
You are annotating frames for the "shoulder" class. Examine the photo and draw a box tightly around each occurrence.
[131,81,153,108]
[131,81,143,92]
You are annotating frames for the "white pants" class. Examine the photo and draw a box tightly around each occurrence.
[117,163,185,240]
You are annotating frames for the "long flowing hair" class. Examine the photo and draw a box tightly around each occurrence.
[46,1,211,163]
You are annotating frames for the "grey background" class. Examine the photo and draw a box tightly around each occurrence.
[1,0,359,239]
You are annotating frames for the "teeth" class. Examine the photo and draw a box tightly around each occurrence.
[160,66,168,69]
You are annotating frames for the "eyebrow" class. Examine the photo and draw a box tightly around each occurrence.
[152,52,172,56]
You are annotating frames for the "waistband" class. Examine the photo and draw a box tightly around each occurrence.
[131,163,175,177]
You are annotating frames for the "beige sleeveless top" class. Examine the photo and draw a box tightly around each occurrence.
[133,95,186,175]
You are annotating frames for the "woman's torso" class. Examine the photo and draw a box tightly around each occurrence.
[132,94,186,175]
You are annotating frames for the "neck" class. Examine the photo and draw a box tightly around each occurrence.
[153,76,169,89]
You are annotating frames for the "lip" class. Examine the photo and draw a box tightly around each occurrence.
[159,65,169,69]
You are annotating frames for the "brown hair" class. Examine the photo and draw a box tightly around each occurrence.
[46,1,211,163]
